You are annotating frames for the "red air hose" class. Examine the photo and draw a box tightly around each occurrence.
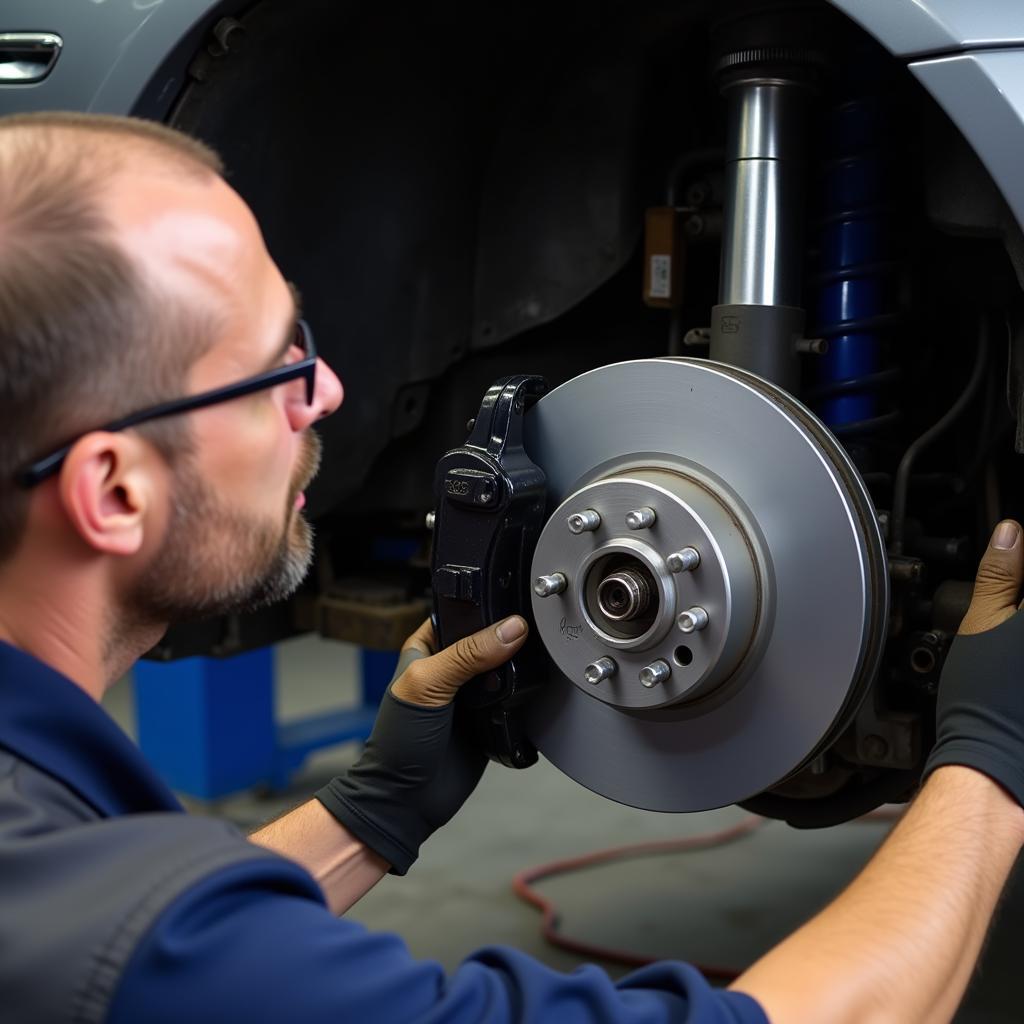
[512,808,902,981]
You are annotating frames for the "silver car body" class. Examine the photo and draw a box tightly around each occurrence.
[2,1,1024,234]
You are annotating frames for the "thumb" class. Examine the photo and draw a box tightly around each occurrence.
[390,616,529,707]
[959,520,1024,636]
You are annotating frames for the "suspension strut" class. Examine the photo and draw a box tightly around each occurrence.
[810,94,901,456]
[709,25,823,392]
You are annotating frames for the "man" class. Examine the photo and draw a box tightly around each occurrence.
[0,111,1022,1024]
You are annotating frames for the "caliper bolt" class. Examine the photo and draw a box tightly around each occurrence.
[625,507,657,530]
[584,657,617,684]
[677,607,709,633]
[567,509,601,534]
[639,660,671,688]
[425,511,436,531]
[666,547,700,573]
[534,573,568,598]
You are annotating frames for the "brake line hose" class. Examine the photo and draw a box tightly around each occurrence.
[889,316,991,556]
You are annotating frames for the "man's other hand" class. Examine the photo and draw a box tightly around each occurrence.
[925,519,1024,808]
[957,519,1024,635]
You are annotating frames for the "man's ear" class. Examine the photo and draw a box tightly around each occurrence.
[58,433,162,557]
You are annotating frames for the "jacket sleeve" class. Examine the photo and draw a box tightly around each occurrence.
[106,855,768,1024]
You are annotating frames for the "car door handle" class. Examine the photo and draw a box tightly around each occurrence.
[0,33,62,84]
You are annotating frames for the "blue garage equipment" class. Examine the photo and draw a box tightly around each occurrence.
[133,646,397,799]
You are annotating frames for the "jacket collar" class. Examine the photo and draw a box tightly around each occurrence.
[0,641,183,817]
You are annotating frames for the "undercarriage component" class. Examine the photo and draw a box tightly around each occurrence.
[294,583,430,652]
[809,95,902,444]
[430,375,549,768]
[531,467,761,710]
[708,19,820,392]
[520,357,889,811]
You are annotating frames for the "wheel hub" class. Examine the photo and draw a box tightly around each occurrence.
[531,468,763,710]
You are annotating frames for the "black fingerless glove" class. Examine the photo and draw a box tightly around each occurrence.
[924,611,1024,808]
[315,650,487,875]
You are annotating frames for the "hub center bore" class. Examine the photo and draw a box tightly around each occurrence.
[596,566,651,621]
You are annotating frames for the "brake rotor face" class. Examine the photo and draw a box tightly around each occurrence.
[522,358,888,812]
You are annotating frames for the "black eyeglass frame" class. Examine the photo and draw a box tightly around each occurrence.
[17,318,317,488]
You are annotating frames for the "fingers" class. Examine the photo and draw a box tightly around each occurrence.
[402,617,438,658]
[391,616,529,707]
[959,520,1024,636]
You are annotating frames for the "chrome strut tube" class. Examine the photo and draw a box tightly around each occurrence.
[710,51,816,393]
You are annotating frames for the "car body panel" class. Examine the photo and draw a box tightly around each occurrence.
[0,0,229,117]
[2,0,1023,231]
[911,50,1024,234]
[3,1,1024,114]
[831,0,1024,58]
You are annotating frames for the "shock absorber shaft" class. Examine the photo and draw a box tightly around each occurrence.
[719,79,805,308]
[711,54,816,393]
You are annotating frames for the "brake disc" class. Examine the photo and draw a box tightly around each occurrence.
[522,357,888,812]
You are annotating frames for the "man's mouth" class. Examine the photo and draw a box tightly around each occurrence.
[290,432,322,515]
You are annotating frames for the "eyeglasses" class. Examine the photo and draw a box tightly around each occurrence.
[17,318,318,488]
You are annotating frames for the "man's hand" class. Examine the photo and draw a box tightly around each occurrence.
[957,519,1024,635]
[923,518,1024,809]
[391,615,527,706]
[315,615,528,874]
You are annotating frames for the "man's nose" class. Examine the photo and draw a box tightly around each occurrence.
[288,357,344,430]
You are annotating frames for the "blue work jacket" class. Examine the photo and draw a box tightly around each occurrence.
[0,640,768,1024]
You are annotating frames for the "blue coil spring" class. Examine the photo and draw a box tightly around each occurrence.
[811,96,901,441]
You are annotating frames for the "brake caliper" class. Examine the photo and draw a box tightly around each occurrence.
[430,375,548,768]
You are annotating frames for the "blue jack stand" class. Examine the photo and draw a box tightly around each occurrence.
[133,645,397,799]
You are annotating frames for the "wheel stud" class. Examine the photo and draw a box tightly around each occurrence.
[639,660,671,688]
[677,607,709,633]
[667,547,700,573]
[534,573,568,598]
[568,509,601,534]
[584,657,617,684]
[625,507,657,530]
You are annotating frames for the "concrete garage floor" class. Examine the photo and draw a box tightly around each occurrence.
[105,635,1022,1022]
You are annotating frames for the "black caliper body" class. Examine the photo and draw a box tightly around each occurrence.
[430,375,549,768]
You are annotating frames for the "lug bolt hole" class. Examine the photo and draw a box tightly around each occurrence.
[673,645,693,667]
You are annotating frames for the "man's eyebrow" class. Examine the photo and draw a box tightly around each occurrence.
[263,281,304,370]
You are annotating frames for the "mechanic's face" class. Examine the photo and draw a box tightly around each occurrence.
[127,432,322,621]
[111,162,342,622]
